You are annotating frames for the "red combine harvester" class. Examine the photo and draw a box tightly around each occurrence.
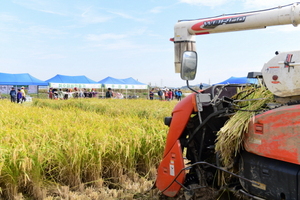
[155,2,300,200]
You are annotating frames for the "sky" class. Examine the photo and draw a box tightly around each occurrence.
[1,0,300,88]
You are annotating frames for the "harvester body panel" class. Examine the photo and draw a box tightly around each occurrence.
[162,93,195,157]
[262,50,300,97]
[156,140,186,197]
[244,104,300,165]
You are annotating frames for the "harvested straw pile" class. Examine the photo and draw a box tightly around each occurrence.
[215,85,274,167]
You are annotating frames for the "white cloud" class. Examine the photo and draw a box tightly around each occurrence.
[150,6,164,14]
[105,40,141,50]
[27,26,66,36]
[179,0,296,9]
[109,11,132,19]
[266,24,300,33]
[86,26,150,43]
[86,33,127,42]
[149,4,179,14]
[179,0,229,7]
[12,0,66,16]
[79,6,112,24]
[36,53,66,60]
[85,33,153,51]
[80,15,112,24]
[128,27,148,36]
[0,13,19,22]
[243,0,296,9]
[108,11,146,22]
[37,9,66,16]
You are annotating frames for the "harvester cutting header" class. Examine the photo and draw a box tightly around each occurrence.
[155,2,300,200]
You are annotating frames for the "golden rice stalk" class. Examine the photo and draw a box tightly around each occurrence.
[215,85,274,167]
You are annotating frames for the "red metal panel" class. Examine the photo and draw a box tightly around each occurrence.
[156,140,186,197]
[163,93,195,157]
[244,104,300,164]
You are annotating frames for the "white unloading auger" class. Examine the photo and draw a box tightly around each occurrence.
[172,2,300,73]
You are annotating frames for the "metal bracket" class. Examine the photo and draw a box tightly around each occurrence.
[195,93,211,112]
[195,93,211,124]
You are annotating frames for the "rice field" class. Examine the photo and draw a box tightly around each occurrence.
[0,98,178,200]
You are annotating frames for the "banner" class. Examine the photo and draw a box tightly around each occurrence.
[49,83,102,89]
[102,84,148,89]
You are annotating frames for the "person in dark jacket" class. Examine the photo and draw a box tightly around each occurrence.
[9,87,17,103]
[17,89,22,103]
[149,88,154,100]
[106,88,113,98]
[157,89,163,100]
[199,83,203,90]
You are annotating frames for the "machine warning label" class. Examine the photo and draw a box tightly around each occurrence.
[170,160,175,176]
[265,66,279,74]
[249,137,262,145]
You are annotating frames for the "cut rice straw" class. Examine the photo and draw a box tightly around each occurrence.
[215,84,274,167]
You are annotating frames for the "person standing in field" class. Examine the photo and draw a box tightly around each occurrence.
[64,89,69,100]
[20,86,26,102]
[157,89,163,100]
[9,87,16,103]
[73,87,79,98]
[92,88,97,98]
[164,89,169,101]
[171,89,175,100]
[177,89,182,101]
[106,88,113,98]
[199,83,203,90]
[83,88,88,98]
[57,89,64,100]
[149,88,154,100]
[168,89,173,101]
[17,89,22,103]
[48,88,53,99]
[174,89,178,99]
[79,89,84,98]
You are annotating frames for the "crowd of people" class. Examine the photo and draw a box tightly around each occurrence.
[9,86,26,103]
[149,87,183,101]
[48,87,98,100]
[9,86,185,102]
[48,87,123,100]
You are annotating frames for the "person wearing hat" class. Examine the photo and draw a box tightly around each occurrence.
[9,87,16,103]
[20,86,26,103]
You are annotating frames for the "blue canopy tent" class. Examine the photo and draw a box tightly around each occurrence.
[98,76,148,89]
[121,77,148,89]
[0,73,48,95]
[98,76,127,88]
[98,76,148,98]
[46,74,101,89]
[0,72,48,86]
[213,76,257,85]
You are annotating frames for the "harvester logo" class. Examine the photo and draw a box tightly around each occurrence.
[203,16,247,29]
[191,14,250,31]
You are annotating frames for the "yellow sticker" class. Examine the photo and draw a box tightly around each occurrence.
[252,181,266,190]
